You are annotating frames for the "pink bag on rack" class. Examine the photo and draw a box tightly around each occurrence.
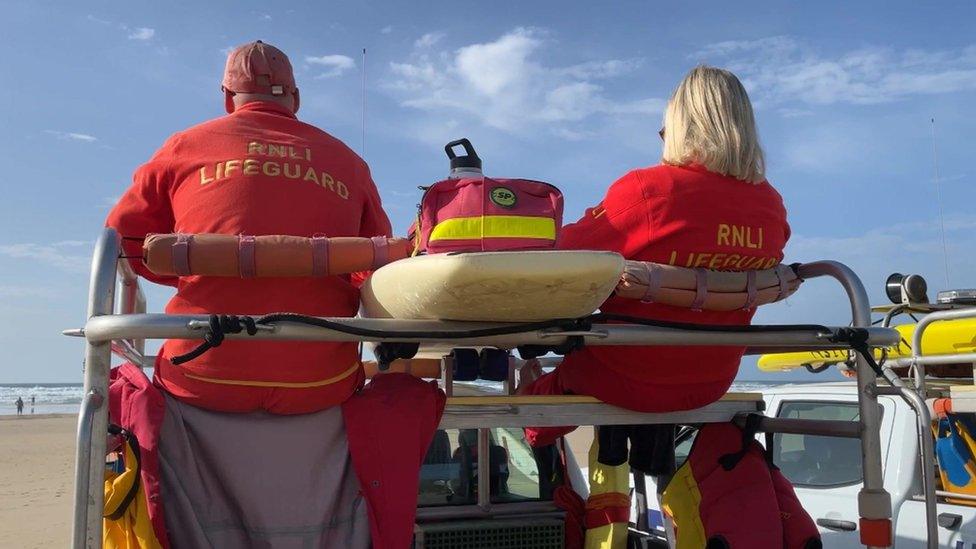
[412,139,564,254]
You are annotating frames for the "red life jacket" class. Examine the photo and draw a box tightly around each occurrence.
[662,419,821,548]
[108,364,444,549]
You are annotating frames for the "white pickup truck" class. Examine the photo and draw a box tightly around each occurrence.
[641,381,976,548]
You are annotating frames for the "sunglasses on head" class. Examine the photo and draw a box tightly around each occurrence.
[658,127,665,141]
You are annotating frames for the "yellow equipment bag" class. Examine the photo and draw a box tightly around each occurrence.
[103,426,162,549]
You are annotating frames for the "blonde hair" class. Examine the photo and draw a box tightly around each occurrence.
[662,65,765,183]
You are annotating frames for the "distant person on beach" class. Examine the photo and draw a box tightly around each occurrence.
[15,397,23,416]
[30,395,34,414]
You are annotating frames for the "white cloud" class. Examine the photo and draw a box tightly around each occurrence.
[305,54,356,78]
[44,130,98,143]
[86,14,112,26]
[0,241,93,274]
[380,26,393,34]
[695,37,976,107]
[87,15,157,44]
[386,27,660,137]
[414,32,445,49]
[127,27,155,41]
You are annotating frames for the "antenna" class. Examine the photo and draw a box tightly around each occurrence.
[931,117,951,288]
[362,48,367,160]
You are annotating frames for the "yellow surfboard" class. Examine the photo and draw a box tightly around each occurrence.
[757,318,976,372]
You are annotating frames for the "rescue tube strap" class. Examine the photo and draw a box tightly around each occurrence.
[641,263,662,303]
[371,236,389,270]
[238,235,256,278]
[690,268,707,311]
[172,234,192,276]
[775,264,791,301]
[311,235,330,276]
[742,271,758,310]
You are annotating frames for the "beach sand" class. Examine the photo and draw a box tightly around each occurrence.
[0,414,75,548]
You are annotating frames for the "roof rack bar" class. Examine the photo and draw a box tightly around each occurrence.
[81,314,899,349]
[415,501,561,521]
[73,227,118,549]
[912,308,976,400]
[440,396,763,430]
[795,261,894,548]
[732,413,861,438]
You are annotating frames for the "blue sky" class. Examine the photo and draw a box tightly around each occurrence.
[2,1,975,382]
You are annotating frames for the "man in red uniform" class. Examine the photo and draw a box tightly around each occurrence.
[107,41,391,415]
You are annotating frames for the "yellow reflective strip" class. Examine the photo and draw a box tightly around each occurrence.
[429,216,556,241]
[661,463,706,549]
[183,364,359,388]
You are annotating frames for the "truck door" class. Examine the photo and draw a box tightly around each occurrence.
[766,393,896,549]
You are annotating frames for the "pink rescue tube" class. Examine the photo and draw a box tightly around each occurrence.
[142,233,411,277]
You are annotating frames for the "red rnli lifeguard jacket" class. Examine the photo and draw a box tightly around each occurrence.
[662,419,821,549]
[106,101,392,415]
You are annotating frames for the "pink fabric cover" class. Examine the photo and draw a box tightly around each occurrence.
[108,366,445,549]
[417,177,564,253]
[108,362,171,548]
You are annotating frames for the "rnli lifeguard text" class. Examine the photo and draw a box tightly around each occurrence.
[198,141,349,200]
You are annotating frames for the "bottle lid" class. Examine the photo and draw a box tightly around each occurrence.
[445,138,482,171]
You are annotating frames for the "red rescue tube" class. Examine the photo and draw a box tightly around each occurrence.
[142,233,411,277]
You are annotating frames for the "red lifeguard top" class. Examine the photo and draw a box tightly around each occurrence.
[531,163,789,413]
[106,101,391,414]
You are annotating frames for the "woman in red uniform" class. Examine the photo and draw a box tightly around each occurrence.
[522,64,790,424]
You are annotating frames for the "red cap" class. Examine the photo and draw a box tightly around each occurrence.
[222,40,296,96]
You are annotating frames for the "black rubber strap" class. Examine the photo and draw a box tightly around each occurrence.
[104,425,142,521]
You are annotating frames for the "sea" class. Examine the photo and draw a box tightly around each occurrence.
[0,380,791,416]
[1,383,84,416]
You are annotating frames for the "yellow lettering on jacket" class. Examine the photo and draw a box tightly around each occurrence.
[224,160,241,177]
[263,161,280,177]
[283,163,301,179]
[303,167,320,185]
[196,157,348,200]
[247,142,265,155]
[199,166,214,185]
[322,173,336,192]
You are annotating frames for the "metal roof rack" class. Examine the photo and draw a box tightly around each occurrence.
[67,227,905,548]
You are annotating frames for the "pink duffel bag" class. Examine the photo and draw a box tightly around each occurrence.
[413,139,564,254]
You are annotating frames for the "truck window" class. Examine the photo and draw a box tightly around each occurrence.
[773,401,868,487]
[418,428,558,506]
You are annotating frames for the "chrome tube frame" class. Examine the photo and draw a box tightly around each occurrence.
[796,261,893,549]
[73,228,119,549]
[906,307,976,549]
[71,230,900,549]
[81,314,898,349]
[912,308,976,401]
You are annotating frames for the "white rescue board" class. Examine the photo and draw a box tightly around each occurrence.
[361,250,624,321]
